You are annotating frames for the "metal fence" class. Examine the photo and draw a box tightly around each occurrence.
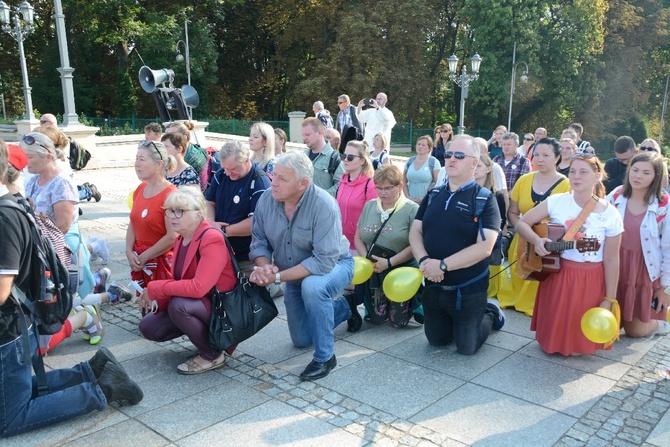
[87,116,491,146]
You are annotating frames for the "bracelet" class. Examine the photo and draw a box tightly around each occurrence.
[387,258,392,268]
[419,255,430,264]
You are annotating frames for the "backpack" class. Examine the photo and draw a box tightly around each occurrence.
[68,136,91,171]
[327,150,341,176]
[0,199,73,336]
[405,156,436,174]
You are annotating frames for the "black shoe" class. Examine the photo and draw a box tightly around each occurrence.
[344,292,362,333]
[78,208,83,216]
[299,355,336,381]
[97,361,143,405]
[89,183,102,202]
[88,347,124,379]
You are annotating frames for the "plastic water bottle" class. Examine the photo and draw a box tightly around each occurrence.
[44,271,57,304]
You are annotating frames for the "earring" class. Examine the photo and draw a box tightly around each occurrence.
[261,147,266,156]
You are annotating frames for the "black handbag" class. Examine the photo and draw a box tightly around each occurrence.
[207,232,279,351]
[365,207,397,261]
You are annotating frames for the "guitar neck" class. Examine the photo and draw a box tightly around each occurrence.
[545,240,575,253]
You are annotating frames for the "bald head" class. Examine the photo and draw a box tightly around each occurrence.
[534,127,547,140]
[324,128,341,150]
[40,114,57,126]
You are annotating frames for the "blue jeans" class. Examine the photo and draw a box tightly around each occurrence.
[77,184,89,201]
[422,286,494,355]
[283,256,354,362]
[0,330,106,437]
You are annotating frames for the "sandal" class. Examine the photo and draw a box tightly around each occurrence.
[177,353,225,375]
[81,304,104,345]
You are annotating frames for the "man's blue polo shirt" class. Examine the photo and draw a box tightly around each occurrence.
[205,163,271,260]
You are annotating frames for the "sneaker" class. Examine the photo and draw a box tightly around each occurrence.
[89,347,125,379]
[82,304,104,345]
[93,238,110,264]
[108,283,133,304]
[486,299,506,331]
[89,183,102,202]
[86,236,100,261]
[654,320,670,336]
[98,361,143,405]
[95,267,111,293]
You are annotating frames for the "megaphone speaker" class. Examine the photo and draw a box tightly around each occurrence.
[138,66,175,93]
[181,85,200,108]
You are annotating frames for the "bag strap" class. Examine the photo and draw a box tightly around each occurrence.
[562,194,600,242]
[367,207,397,251]
[196,227,245,288]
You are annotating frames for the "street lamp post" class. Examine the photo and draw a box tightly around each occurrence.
[0,74,6,120]
[448,53,482,135]
[53,0,81,126]
[175,20,191,118]
[507,42,529,132]
[0,1,36,121]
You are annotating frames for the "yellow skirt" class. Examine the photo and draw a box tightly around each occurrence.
[494,233,539,316]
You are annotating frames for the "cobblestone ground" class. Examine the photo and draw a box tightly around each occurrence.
[103,300,670,447]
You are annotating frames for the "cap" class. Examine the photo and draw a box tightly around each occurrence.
[7,144,28,170]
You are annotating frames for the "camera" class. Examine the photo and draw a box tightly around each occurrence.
[364,98,374,106]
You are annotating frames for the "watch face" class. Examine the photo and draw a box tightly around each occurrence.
[440,260,447,272]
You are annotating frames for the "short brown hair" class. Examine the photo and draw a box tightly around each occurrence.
[144,123,162,134]
[302,117,324,132]
[373,164,403,187]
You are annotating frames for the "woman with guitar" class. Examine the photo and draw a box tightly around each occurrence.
[607,152,670,337]
[517,154,623,356]
[497,138,570,315]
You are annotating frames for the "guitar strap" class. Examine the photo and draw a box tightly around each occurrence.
[562,195,600,242]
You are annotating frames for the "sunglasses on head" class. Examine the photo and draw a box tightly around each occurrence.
[571,152,596,160]
[639,146,658,152]
[22,135,51,151]
[139,140,163,161]
[341,154,361,162]
[445,151,475,160]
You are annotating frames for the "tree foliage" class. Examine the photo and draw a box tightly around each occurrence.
[0,0,668,146]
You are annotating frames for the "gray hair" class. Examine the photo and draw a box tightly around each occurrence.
[502,132,519,145]
[19,132,57,158]
[275,151,314,182]
[164,185,207,216]
[313,101,324,110]
[219,140,250,164]
[137,140,176,176]
[453,134,480,159]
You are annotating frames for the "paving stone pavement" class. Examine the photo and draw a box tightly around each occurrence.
[5,167,670,447]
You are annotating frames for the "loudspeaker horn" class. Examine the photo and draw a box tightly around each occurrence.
[181,85,200,108]
[138,66,175,93]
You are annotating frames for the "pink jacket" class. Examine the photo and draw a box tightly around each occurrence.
[147,220,237,313]
[337,173,378,249]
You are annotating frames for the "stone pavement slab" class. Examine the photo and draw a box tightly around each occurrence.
[5,167,670,446]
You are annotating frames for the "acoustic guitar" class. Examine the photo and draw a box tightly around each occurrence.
[517,222,601,281]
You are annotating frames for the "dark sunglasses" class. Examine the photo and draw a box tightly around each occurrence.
[341,154,361,162]
[22,135,51,151]
[139,140,164,161]
[571,152,596,160]
[439,130,451,133]
[639,146,658,152]
[445,151,475,160]
[524,137,534,141]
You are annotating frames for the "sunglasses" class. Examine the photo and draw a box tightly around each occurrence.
[341,154,361,162]
[639,146,658,152]
[165,208,192,219]
[524,137,534,141]
[39,120,51,125]
[445,151,476,160]
[139,140,164,161]
[440,130,451,133]
[571,152,596,160]
[22,135,51,151]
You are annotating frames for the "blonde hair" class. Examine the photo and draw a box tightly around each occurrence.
[478,154,496,192]
[345,140,374,178]
[163,185,207,217]
[19,132,60,161]
[137,140,177,177]
[250,122,276,169]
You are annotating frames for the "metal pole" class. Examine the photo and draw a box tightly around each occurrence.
[660,73,669,144]
[507,41,516,131]
[15,16,34,121]
[184,21,191,87]
[458,66,466,134]
[0,74,6,120]
[53,0,81,126]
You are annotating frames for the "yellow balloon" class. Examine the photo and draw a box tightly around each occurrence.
[127,190,135,210]
[351,256,374,285]
[581,307,618,344]
[383,267,423,303]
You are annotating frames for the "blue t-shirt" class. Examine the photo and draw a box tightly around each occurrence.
[205,163,271,260]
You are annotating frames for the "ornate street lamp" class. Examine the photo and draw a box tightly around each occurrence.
[175,21,192,118]
[0,0,36,121]
[448,53,483,135]
[508,42,530,132]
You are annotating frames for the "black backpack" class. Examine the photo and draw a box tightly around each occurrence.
[68,136,91,170]
[327,150,341,176]
[0,199,73,335]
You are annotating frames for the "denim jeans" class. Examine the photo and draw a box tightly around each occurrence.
[422,286,494,355]
[77,184,90,201]
[0,330,106,437]
[283,255,354,362]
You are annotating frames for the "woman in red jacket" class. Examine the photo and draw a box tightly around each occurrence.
[138,186,237,374]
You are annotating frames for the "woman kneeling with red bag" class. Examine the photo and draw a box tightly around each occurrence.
[139,186,237,374]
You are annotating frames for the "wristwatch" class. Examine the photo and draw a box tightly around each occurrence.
[275,272,281,285]
[439,259,448,272]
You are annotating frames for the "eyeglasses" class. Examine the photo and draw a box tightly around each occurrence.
[639,146,658,152]
[444,151,476,160]
[337,101,346,104]
[524,137,534,141]
[165,208,192,219]
[139,140,163,161]
[440,130,451,133]
[375,185,398,193]
[22,135,51,151]
[341,154,361,162]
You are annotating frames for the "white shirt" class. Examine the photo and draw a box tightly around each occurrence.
[359,107,396,149]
